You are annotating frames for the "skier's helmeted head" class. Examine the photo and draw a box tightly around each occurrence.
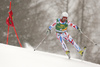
[61,12,68,22]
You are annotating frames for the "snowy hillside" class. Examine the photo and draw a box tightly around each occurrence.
[0,43,100,67]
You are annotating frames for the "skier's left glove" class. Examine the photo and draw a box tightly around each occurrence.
[46,29,51,35]
[77,26,81,32]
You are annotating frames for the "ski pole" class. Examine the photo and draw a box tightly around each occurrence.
[34,34,48,51]
[80,30,97,45]
[34,29,51,51]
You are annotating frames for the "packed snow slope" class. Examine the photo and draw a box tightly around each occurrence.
[0,43,100,67]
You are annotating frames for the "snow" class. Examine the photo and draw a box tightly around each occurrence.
[0,43,100,67]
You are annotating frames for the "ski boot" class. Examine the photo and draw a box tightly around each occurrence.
[79,50,83,56]
[79,46,87,56]
[66,51,70,59]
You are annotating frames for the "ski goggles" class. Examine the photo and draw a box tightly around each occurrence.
[62,17,67,19]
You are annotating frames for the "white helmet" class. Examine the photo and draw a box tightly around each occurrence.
[61,12,68,18]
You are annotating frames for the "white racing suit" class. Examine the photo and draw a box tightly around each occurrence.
[49,18,81,52]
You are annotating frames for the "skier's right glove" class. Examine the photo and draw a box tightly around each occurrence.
[46,29,51,35]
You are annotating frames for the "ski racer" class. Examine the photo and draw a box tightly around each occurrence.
[47,12,83,57]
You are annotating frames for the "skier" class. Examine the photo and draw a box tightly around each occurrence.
[47,12,83,58]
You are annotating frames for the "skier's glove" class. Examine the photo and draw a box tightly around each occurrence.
[77,26,81,32]
[46,29,51,35]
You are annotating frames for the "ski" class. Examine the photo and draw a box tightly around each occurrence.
[67,53,71,59]
[82,46,87,60]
